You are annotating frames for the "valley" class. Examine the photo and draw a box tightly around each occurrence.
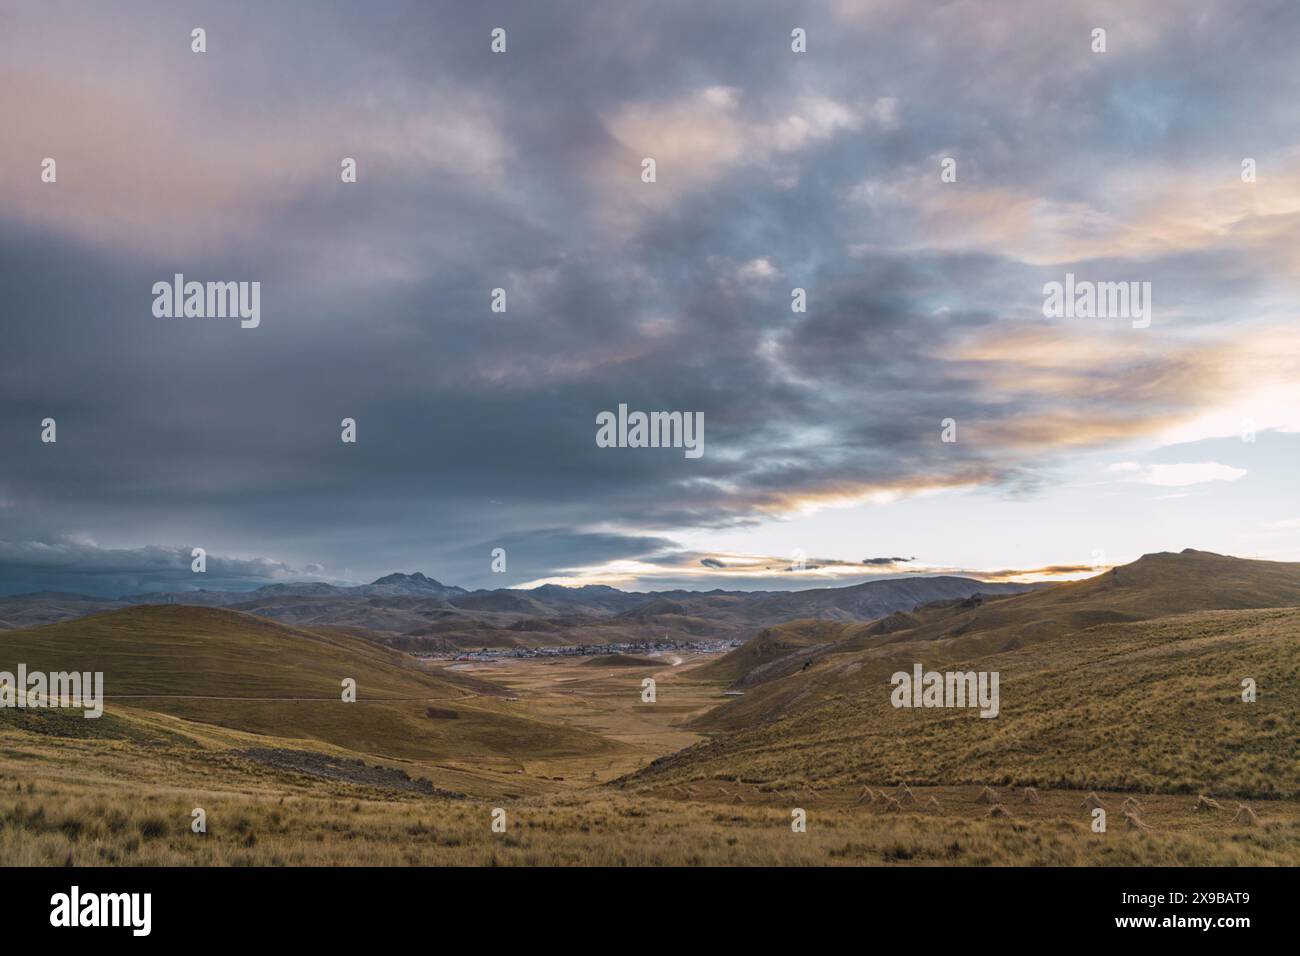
[1,550,1297,866]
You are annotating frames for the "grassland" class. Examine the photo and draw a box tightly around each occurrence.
[665,608,1299,798]
[3,553,1300,866]
[4,730,1296,865]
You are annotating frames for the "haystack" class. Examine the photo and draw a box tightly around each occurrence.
[1121,796,1144,814]
[895,784,916,805]
[880,795,902,813]
[977,786,1000,804]
[1231,803,1261,827]
[986,803,1012,818]
[857,786,874,805]
[1124,811,1151,831]
[924,796,941,810]
[1022,787,1041,805]
[1080,792,1106,811]
[1194,794,1223,812]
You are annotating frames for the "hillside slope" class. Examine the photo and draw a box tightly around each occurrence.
[0,605,618,765]
[692,619,846,686]
[642,552,1300,796]
[642,606,1300,798]
[700,550,1300,719]
[841,549,1300,655]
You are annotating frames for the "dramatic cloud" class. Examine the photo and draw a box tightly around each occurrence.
[0,537,326,597]
[2,1,1298,593]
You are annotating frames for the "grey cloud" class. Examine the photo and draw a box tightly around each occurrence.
[0,537,326,598]
[1,1,1295,591]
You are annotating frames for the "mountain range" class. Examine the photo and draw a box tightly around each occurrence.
[0,571,1046,650]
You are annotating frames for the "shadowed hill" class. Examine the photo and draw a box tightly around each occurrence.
[741,575,1047,623]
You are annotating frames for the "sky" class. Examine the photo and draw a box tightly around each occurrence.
[2,0,1299,597]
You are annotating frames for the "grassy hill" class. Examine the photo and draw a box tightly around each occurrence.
[0,605,620,766]
[642,606,1300,798]
[697,550,1300,723]
[692,619,845,686]
[2,554,1299,865]
[642,552,1300,798]
[844,549,1300,656]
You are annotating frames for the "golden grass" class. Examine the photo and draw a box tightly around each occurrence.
[4,743,1297,865]
[670,608,1300,799]
[4,589,1299,866]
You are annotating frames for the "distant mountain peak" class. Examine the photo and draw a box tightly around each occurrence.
[534,583,621,594]
[371,571,439,586]
[361,572,466,597]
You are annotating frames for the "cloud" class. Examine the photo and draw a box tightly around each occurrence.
[736,257,779,283]
[0,537,330,598]
[1,0,1298,592]
[603,86,870,183]
[1108,462,1248,487]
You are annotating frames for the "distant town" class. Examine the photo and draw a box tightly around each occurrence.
[422,638,744,662]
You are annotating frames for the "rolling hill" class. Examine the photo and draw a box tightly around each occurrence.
[2,550,1298,866]
[691,619,846,686]
[704,550,1300,696]
[0,605,619,766]
[639,551,1300,798]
